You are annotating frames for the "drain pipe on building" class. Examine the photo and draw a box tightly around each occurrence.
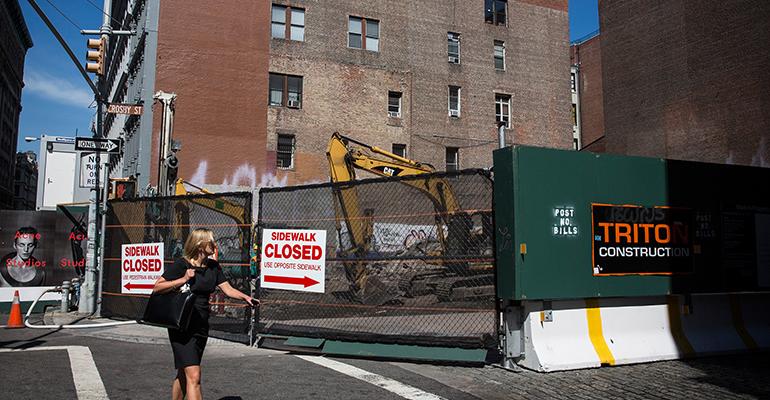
[24,286,137,329]
[498,121,506,148]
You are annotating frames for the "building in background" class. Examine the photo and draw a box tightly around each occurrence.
[13,150,37,210]
[105,0,571,190]
[569,32,604,152]
[599,0,770,165]
[0,0,33,208]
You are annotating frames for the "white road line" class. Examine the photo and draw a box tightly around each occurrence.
[296,355,446,400]
[0,345,109,400]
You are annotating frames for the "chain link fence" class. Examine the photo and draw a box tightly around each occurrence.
[256,170,497,349]
[102,192,253,343]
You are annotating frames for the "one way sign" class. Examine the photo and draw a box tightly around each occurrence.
[75,137,122,154]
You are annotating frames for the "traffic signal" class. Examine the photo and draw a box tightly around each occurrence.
[85,37,105,76]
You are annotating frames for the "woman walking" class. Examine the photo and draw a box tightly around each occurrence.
[152,228,257,400]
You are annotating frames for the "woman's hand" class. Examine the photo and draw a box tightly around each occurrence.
[183,269,196,282]
[245,296,259,307]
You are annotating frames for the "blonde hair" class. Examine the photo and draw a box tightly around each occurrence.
[183,228,215,265]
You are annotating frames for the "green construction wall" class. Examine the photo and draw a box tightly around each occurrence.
[493,146,770,301]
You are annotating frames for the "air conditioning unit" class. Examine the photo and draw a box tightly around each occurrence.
[287,100,301,108]
[448,56,459,64]
[388,111,400,118]
[449,110,460,117]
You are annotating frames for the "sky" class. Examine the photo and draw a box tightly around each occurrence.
[16,0,599,155]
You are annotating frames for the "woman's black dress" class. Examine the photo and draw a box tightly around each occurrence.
[162,257,227,369]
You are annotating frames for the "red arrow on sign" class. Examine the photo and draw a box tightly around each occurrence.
[124,282,155,291]
[264,275,319,288]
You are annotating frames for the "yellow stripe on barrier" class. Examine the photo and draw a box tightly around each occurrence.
[585,298,615,366]
[729,294,759,350]
[666,295,695,357]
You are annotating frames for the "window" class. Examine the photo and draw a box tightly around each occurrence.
[392,144,406,158]
[448,86,461,117]
[494,40,505,70]
[388,91,402,118]
[349,17,379,51]
[570,71,577,93]
[272,5,305,41]
[269,73,303,108]
[276,134,295,169]
[446,147,459,171]
[448,32,460,63]
[496,94,511,128]
[485,0,507,25]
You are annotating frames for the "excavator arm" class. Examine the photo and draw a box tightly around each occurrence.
[326,132,491,304]
[327,132,462,256]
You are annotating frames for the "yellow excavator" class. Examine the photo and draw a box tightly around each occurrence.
[326,132,493,304]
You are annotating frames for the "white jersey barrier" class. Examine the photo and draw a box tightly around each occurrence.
[513,293,770,372]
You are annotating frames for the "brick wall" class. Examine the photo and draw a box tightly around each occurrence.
[154,0,269,187]
[600,0,770,166]
[269,0,571,183]
[570,35,604,151]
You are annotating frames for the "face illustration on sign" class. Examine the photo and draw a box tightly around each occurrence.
[0,227,46,287]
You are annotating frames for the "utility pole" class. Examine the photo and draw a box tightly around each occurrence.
[79,0,110,314]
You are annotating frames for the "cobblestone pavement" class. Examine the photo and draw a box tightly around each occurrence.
[1,314,769,399]
[380,353,770,400]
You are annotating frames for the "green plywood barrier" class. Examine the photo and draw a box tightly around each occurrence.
[494,146,770,301]
[321,340,489,364]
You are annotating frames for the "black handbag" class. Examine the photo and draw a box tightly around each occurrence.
[141,278,196,330]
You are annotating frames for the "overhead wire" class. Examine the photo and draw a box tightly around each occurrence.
[43,0,83,31]
[82,0,123,26]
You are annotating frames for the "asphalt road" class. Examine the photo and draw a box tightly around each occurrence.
[1,319,769,400]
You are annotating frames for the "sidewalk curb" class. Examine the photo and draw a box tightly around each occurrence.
[40,311,244,347]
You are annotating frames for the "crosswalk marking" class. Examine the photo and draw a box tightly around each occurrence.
[297,355,446,400]
[0,346,109,400]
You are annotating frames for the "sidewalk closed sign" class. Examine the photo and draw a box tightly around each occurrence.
[121,243,164,294]
[260,229,326,293]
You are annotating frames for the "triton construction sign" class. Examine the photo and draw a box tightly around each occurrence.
[260,229,326,293]
[592,204,693,275]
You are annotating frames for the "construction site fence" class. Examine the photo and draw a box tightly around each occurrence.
[256,169,498,349]
[101,192,253,343]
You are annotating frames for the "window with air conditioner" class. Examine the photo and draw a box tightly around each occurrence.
[448,86,461,117]
[448,32,460,64]
[268,73,303,108]
[388,91,402,118]
[276,134,295,169]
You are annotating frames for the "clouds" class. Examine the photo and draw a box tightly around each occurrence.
[24,71,94,108]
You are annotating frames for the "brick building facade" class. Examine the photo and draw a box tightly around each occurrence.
[0,0,32,208]
[570,33,604,152]
[107,0,570,190]
[599,0,770,165]
[268,0,571,185]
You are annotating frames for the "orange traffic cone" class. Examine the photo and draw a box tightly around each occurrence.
[5,290,25,329]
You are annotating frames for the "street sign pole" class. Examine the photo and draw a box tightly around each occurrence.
[80,0,112,314]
